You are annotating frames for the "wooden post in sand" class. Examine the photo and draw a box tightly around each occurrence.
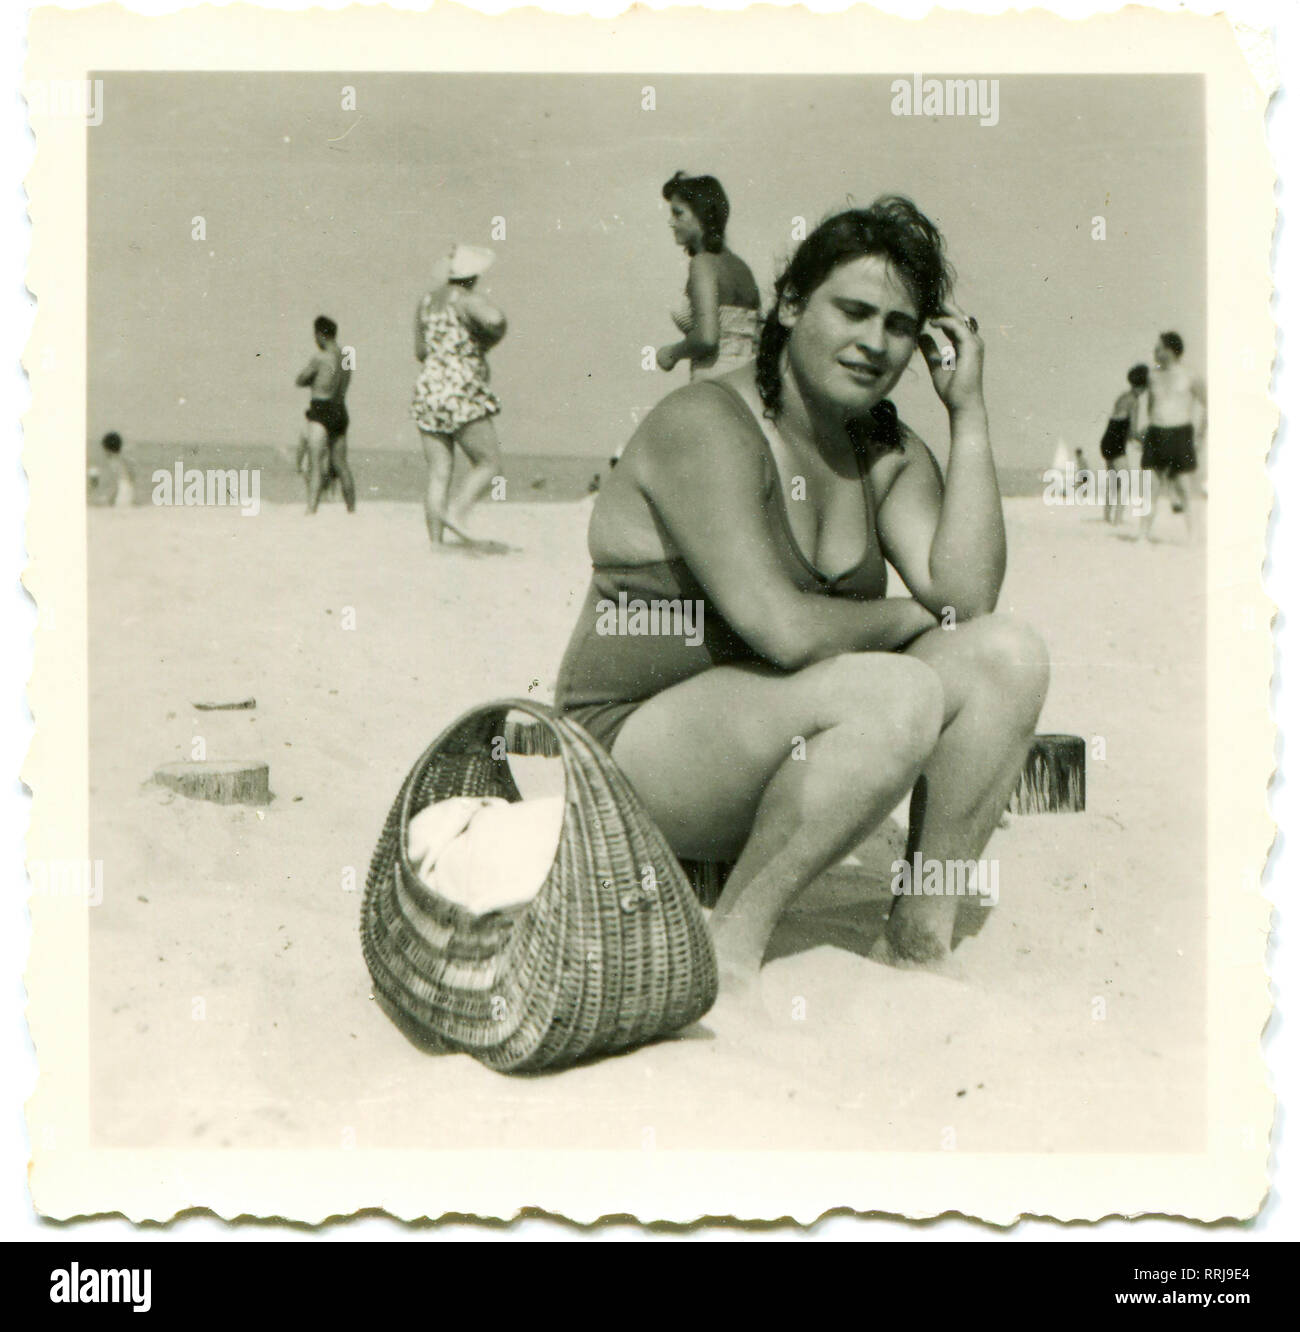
[153,759,270,807]
[1007,734,1086,814]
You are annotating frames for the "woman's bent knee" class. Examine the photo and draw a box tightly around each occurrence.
[812,652,944,756]
[968,614,1051,700]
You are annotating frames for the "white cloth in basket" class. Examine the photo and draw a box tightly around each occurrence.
[407,796,564,915]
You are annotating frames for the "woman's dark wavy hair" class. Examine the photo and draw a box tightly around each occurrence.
[662,171,730,254]
[1127,364,1150,390]
[756,196,953,449]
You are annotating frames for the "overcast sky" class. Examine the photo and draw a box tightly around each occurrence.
[88,72,1205,471]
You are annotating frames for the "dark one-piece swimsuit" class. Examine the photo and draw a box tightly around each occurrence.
[1099,415,1131,463]
[554,378,890,750]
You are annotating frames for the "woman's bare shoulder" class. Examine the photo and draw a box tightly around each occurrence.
[644,381,751,435]
[871,417,942,502]
[722,250,761,301]
[895,417,936,454]
[624,383,762,483]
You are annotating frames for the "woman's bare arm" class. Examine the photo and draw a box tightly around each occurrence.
[659,254,721,368]
[414,299,427,362]
[876,311,1005,620]
[459,290,507,348]
[636,390,938,669]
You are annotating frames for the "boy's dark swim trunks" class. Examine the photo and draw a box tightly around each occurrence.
[1141,424,1196,476]
[305,398,349,441]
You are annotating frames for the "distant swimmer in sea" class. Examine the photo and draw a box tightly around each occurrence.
[1098,363,1148,525]
[656,171,762,382]
[411,244,511,554]
[87,431,135,508]
[1134,331,1205,542]
[296,315,356,515]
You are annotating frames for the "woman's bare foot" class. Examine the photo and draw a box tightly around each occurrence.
[879,913,950,964]
[431,534,516,556]
[464,537,516,555]
[869,929,970,982]
[700,953,774,1048]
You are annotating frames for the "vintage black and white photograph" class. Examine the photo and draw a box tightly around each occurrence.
[22,3,1274,1225]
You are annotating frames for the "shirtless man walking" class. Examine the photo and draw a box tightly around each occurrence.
[296,315,356,514]
[1135,331,1205,541]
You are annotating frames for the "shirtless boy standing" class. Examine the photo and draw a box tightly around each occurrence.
[1134,331,1205,541]
[296,315,356,514]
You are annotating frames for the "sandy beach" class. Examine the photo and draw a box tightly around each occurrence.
[87,491,1206,1157]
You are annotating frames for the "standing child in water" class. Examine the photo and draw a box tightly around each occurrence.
[1098,365,1147,525]
[87,432,135,508]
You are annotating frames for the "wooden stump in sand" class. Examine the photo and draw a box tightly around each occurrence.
[1007,734,1086,814]
[153,759,270,807]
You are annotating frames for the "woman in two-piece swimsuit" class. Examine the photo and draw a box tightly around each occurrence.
[1098,364,1147,524]
[557,197,1049,1013]
[655,171,761,382]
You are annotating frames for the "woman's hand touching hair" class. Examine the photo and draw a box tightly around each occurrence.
[917,302,985,416]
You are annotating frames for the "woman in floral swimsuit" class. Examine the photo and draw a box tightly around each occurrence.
[411,244,510,552]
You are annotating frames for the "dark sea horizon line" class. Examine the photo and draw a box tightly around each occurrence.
[95,439,1051,503]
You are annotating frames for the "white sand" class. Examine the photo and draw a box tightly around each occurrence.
[88,493,1206,1154]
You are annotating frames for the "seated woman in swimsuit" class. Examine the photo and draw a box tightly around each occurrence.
[655,171,762,382]
[557,197,1049,1009]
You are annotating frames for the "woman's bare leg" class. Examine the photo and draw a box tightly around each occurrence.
[610,652,945,997]
[417,429,455,545]
[881,614,1050,961]
[448,416,504,535]
[1103,462,1122,524]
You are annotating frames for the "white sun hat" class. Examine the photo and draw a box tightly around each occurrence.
[434,243,495,285]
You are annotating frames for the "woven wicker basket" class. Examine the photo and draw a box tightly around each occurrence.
[361,698,719,1072]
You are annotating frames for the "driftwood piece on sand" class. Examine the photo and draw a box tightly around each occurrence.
[153,759,270,806]
[191,698,256,711]
[1007,734,1086,814]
